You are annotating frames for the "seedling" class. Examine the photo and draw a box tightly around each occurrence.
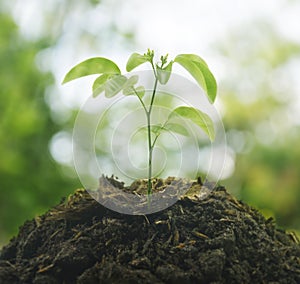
[62,49,217,196]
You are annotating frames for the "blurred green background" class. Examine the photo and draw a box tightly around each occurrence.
[1,0,299,245]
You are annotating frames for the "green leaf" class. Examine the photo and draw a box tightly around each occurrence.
[177,54,208,67]
[123,75,139,89]
[169,106,215,141]
[122,87,134,96]
[174,54,217,103]
[164,122,189,136]
[62,57,121,84]
[139,124,163,135]
[123,85,145,98]
[139,122,189,137]
[151,124,164,135]
[92,74,111,97]
[105,75,127,98]
[126,53,149,72]
[135,86,145,99]
[156,61,173,84]
[122,76,139,96]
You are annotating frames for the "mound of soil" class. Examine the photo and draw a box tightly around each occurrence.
[0,177,299,284]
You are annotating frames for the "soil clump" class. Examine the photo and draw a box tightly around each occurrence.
[0,177,299,283]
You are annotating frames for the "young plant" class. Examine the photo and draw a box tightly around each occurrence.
[62,49,217,196]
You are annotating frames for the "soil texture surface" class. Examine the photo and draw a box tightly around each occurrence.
[0,177,300,283]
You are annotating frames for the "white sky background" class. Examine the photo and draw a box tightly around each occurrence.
[11,0,300,75]
[124,0,300,53]
[8,0,300,180]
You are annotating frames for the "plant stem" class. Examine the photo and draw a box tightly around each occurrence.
[146,77,158,196]
[146,112,153,196]
[133,87,147,113]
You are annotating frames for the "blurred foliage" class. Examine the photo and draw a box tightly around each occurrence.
[218,21,300,234]
[0,12,80,245]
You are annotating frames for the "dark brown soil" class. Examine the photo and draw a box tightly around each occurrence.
[0,177,299,284]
